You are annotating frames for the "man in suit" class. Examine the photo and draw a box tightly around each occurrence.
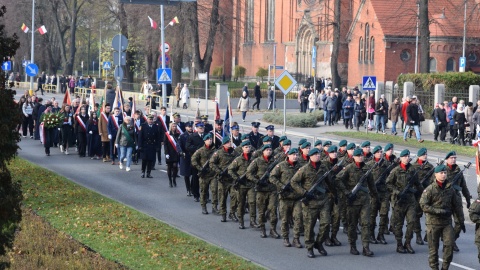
[138,115,161,178]
[258,125,280,149]
[107,107,124,165]
[155,107,169,166]
[213,119,224,148]
[186,122,208,202]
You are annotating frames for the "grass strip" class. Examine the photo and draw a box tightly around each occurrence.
[9,158,263,270]
[329,131,476,157]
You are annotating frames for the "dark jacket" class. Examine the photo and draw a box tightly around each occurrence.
[433,107,447,126]
[254,85,262,98]
[406,102,420,125]
[164,132,180,163]
[375,101,387,115]
[453,111,467,129]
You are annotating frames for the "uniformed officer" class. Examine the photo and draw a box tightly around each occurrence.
[228,140,258,229]
[336,148,378,257]
[212,119,224,148]
[273,139,291,160]
[253,136,272,158]
[384,143,396,235]
[420,164,465,270]
[211,136,238,222]
[201,115,213,133]
[313,140,323,152]
[191,133,218,215]
[297,142,311,167]
[258,125,280,149]
[270,147,303,248]
[235,133,252,156]
[319,141,332,160]
[361,141,373,162]
[246,144,279,238]
[337,140,348,159]
[339,142,357,234]
[186,122,208,202]
[468,184,480,264]
[273,135,288,156]
[445,151,472,252]
[249,122,263,148]
[230,124,242,147]
[299,138,308,149]
[138,114,161,178]
[386,149,423,254]
[341,143,356,165]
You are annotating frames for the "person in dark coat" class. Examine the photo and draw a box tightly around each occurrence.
[186,122,207,201]
[252,82,262,110]
[75,105,89,157]
[108,107,124,164]
[249,121,263,148]
[105,84,116,106]
[179,121,194,196]
[201,115,213,133]
[403,96,423,142]
[433,103,447,142]
[165,122,181,187]
[40,104,55,156]
[138,115,161,178]
[87,111,102,159]
[33,97,45,140]
[257,125,280,149]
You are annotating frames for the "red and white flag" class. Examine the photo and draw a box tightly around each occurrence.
[38,25,47,35]
[165,132,178,152]
[148,16,158,29]
[63,89,72,106]
[88,92,95,113]
[21,23,29,33]
[75,115,87,132]
[168,16,179,26]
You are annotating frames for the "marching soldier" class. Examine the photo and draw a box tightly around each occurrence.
[361,141,373,162]
[337,140,348,159]
[313,140,322,152]
[270,148,304,248]
[211,136,238,222]
[298,142,311,167]
[378,143,397,238]
[212,119,224,148]
[191,133,218,215]
[342,143,356,165]
[258,125,280,149]
[249,122,263,148]
[246,144,279,238]
[386,149,423,254]
[319,141,332,160]
[336,148,378,257]
[384,143,397,235]
[253,136,272,158]
[138,115,160,178]
[299,138,308,149]
[273,139,291,160]
[444,151,471,252]
[420,164,465,270]
[468,185,480,264]
[186,122,208,202]
[235,133,252,155]
[273,135,288,156]
[201,115,213,133]
[339,142,357,234]
[228,141,258,229]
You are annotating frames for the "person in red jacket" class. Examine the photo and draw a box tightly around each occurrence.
[401,96,410,132]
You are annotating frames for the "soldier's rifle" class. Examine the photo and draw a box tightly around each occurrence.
[374,158,399,186]
[449,162,472,191]
[300,159,344,205]
[349,158,382,202]
[197,150,216,177]
[233,172,247,190]
[420,159,445,187]
[395,158,423,204]
[256,156,282,187]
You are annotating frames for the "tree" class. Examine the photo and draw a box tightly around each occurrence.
[0,5,23,263]
[330,0,341,89]
[418,0,430,73]
[256,67,268,81]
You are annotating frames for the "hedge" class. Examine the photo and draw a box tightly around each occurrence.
[397,72,480,92]
[262,110,323,127]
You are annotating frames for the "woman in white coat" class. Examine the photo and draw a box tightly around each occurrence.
[237,91,250,122]
[308,91,317,113]
[180,84,190,109]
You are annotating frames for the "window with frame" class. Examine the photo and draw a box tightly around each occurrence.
[430,58,437,72]
[359,37,364,63]
[244,0,254,42]
[446,57,455,72]
[370,37,375,63]
[364,23,370,62]
[265,0,275,41]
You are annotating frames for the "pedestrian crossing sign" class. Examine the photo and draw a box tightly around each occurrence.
[103,61,111,70]
[362,76,376,90]
[157,68,172,84]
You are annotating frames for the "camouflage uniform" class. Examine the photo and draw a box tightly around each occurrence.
[228,152,257,228]
[322,158,344,245]
[297,154,309,168]
[337,149,347,159]
[411,159,434,242]
[468,187,480,264]
[210,147,238,219]
[336,162,378,250]
[342,154,355,166]
[363,152,373,163]
[191,145,217,211]
[420,180,464,270]
[446,164,471,240]
[270,160,303,241]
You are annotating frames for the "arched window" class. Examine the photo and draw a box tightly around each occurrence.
[430,58,437,72]
[244,0,254,42]
[265,0,275,41]
[446,57,455,72]
[359,37,364,63]
[364,23,370,62]
[370,37,375,63]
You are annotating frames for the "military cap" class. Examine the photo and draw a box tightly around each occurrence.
[361,141,371,148]
[301,142,312,149]
[240,141,251,147]
[147,114,154,119]
[308,148,321,156]
[400,149,410,157]
[287,148,299,155]
[417,147,427,157]
[231,125,239,130]
[241,134,249,140]
[262,136,273,143]
[195,122,205,128]
[445,151,456,159]
[279,135,288,142]
[327,145,338,153]
[338,140,348,147]
[346,143,356,150]
[201,115,209,120]
[222,136,231,145]
[372,145,382,154]
[173,112,180,118]
[266,125,275,130]
[314,140,323,147]
[203,133,213,140]
[261,144,272,151]
[185,121,193,127]
[251,122,260,128]
[384,143,394,152]
[299,138,308,146]
[215,119,224,125]
[434,164,447,173]
[283,139,292,146]
[323,140,332,147]
[353,148,363,156]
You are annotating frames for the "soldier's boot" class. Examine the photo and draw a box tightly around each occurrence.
[452,242,459,252]
[314,242,327,256]
[377,232,387,245]
[250,219,260,228]
[293,238,303,248]
[202,206,209,215]
[396,240,407,253]
[362,246,374,257]
[229,212,239,222]
[388,225,394,234]
[331,232,342,246]
[369,229,378,244]
[283,238,291,247]
[168,177,173,188]
[307,248,315,258]
[212,205,219,215]
[221,214,227,222]
[423,233,428,243]
[350,245,360,255]
[238,218,245,229]
[404,240,415,254]
[416,233,424,245]
[260,226,267,238]
[270,229,280,239]
[325,235,334,246]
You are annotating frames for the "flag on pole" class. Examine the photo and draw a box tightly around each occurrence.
[112,86,124,113]
[38,25,47,35]
[148,16,158,29]
[97,96,104,115]
[88,92,95,113]
[131,95,136,115]
[222,105,230,138]
[63,90,72,106]
[21,23,29,33]
[215,100,220,120]
[75,99,84,115]
[168,16,179,26]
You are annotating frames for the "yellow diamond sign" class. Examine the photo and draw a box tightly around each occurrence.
[275,70,297,95]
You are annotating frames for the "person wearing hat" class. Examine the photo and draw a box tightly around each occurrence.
[228,140,259,229]
[230,123,242,147]
[336,147,378,257]
[320,140,332,160]
[298,141,311,167]
[337,140,348,159]
[420,164,465,270]
[212,119,224,148]
[445,151,471,252]
[186,122,208,202]
[342,143,356,165]
[258,125,280,149]
[273,135,288,156]
[386,149,423,254]
[291,148,331,258]
[237,90,250,122]
[252,136,272,158]
[235,133,252,155]
[313,140,322,151]
[298,138,308,148]
[274,139,292,160]
[210,136,238,222]
[270,147,304,248]
[468,185,480,264]
[248,122,263,148]
[360,141,373,162]
[138,114,161,178]
[179,121,194,196]
[246,144,279,238]
[403,96,424,143]
[191,133,218,214]
[380,143,398,236]
[201,115,213,133]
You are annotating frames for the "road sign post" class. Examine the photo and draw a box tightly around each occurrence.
[362,76,377,134]
[459,57,466,72]
[25,63,39,77]
[2,61,11,71]
[275,70,297,133]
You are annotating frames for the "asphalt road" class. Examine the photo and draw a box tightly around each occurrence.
[18,137,479,270]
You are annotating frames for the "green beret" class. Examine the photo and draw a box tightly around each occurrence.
[384,143,394,152]
[400,149,410,157]
[417,147,427,157]
[240,141,251,147]
[346,143,356,150]
[445,151,456,159]
[361,141,371,148]
[298,138,307,146]
[314,140,323,147]
[338,140,348,147]
[279,136,288,142]
[434,164,447,173]
[203,133,213,141]
[261,144,272,151]
[262,136,272,143]
[301,142,311,149]
[323,140,332,147]
[283,139,291,146]
[372,145,382,154]
[353,148,363,156]
[222,136,231,145]
[308,148,321,156]
[287,148,299,155]
[328,145,338,153]
[241,134,249,140]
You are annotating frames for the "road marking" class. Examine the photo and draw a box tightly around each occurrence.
[439,259,475,270]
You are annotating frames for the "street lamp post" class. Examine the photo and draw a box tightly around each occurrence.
[460,0,467,72]
[30,0,35,91]
[414,1,419,74]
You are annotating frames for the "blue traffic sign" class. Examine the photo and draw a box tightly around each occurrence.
[103,61,112,70]
[157,68,172,84]
[22,60,31,67]
[25,63,39,76]
[158,54,170,65]
[2,61,11,71]
[274,66,284,70]
[460,57,466,68]
[362,76,377,90]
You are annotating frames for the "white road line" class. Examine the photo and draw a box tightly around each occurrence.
[439,259,476,270]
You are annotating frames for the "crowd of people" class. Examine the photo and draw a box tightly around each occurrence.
[16,90,480,269]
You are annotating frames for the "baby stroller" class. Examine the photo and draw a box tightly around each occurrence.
[464,124,473,146]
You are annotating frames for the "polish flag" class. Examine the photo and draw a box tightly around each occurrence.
[168,16,179,26]
[21,23,29,33]
[38,25,47,35]
[148,16,158,29]
[63,90,72,106]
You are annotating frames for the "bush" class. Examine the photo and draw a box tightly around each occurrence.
[397,72,480,92]
[262,110,323,127]
[233,65,246,81]
[212,66,223,77]
[256,67,268,81]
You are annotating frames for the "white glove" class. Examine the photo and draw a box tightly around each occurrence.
[115,144,119,148]
[136,146,139,150]
[166,154,170,159]
[89,131,93,134]
[108,134,112,139]
[58,128,61,131]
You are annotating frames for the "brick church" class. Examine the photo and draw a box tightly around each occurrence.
[207,0,480,87]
